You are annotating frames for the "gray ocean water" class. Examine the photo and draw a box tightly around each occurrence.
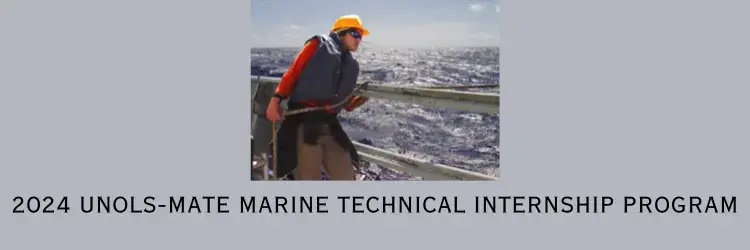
[251,47,499,180]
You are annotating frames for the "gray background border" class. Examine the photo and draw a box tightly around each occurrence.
[2,0,748,249]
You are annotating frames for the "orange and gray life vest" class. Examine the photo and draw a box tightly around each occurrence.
[287,32,360,113]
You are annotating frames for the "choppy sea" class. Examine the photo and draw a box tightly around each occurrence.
[251,46,499,180]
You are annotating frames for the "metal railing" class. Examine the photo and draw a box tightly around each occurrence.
[251,75,499,181]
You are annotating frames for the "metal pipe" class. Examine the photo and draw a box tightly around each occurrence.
[353,142,498,181]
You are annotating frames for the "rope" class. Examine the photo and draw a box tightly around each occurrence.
[269,82,371,180]
[272,123,278,180]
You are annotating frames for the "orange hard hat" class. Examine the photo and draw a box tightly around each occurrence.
[331,15,370,36]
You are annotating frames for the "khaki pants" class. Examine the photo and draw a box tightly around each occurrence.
[295,124,355,180]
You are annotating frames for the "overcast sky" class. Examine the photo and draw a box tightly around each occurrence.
[251,0,500,48]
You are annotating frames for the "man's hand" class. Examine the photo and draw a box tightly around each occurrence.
[266,97,284,122]
[344,96,369,112]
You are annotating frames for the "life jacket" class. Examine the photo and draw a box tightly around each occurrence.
[287,32,360,113]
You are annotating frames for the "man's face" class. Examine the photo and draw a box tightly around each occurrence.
[342,29,362,51]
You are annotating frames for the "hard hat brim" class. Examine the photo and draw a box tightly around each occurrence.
[359,27,370,36]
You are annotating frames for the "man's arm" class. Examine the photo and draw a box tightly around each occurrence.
[270,39,319,104]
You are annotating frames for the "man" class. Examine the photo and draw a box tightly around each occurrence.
[265,15,370,180]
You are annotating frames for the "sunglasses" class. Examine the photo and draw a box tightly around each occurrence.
[348,30,362,39]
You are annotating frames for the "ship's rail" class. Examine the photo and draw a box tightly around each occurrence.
[251,75,499,181]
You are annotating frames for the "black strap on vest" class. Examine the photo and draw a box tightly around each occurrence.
[332,51,347,96]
